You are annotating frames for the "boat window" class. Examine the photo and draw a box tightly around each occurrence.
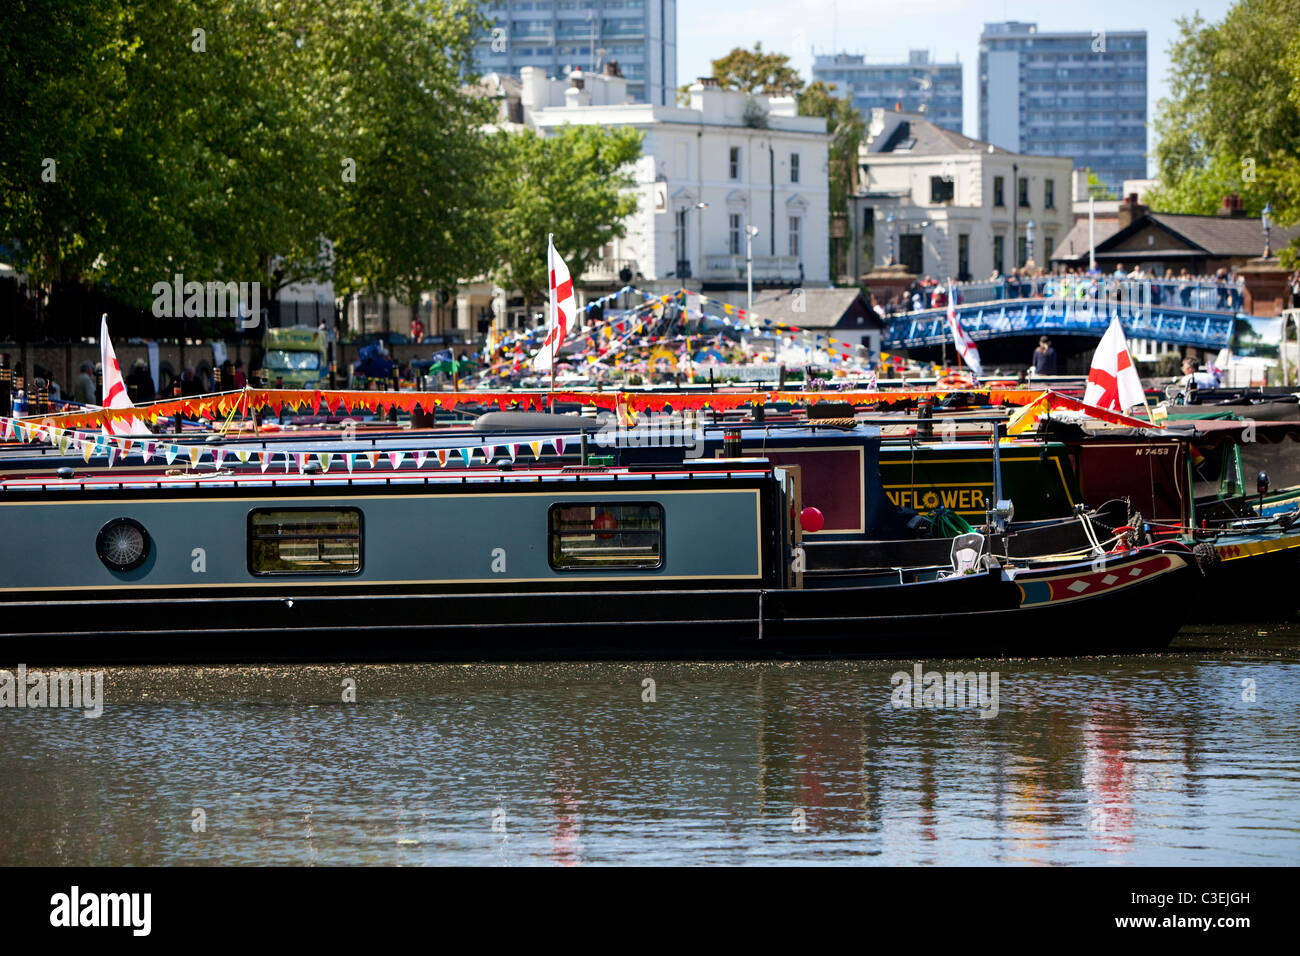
[248,508,362,575]
[549,502,664,570]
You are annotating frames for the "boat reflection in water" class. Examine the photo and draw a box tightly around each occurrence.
[3,632,1295,866]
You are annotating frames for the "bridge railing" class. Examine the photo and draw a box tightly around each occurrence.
[908,276,1244,314]
[886,297,1237,351]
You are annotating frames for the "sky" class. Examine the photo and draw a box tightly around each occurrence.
[678,0,1238,176]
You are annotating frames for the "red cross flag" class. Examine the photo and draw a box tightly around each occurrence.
[946,280,981,378]
[100,314,151,436]
[1083,315,1145,412]
[533,235,575,373]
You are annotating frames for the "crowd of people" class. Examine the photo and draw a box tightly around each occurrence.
[873,265,1253,317]
[5,355,255,411]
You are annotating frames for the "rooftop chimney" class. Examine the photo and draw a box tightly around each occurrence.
[1217,194,1247,218]
[697,76,719,88]
[1117,192,1148,230]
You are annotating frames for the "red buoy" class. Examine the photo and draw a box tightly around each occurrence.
[799,507,824,533]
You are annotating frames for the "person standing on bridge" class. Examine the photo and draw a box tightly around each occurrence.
[1031,336,1058,376]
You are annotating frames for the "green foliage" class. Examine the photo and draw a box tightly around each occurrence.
[322,0,499,300]
[489,124,643,308]
[710,43,802,94]
[0,0,502,306]
[1148,0,1300,263]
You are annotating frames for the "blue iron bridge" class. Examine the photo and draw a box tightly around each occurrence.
[885,299,1237,351]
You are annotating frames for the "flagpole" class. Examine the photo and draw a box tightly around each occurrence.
[548,233,556,404]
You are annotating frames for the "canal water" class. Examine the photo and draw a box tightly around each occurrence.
[2,625,1298,866]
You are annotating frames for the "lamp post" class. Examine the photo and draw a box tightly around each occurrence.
[1263,202,1273,258]
[746,224,760,315]
[1011,162,1018,269]
[886,212,896,266]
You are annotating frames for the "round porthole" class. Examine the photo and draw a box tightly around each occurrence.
[96,518,151,572]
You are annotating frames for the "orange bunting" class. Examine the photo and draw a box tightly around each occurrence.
[28,386,1053,430]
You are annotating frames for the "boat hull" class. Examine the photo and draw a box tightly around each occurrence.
[0,548,1195,664]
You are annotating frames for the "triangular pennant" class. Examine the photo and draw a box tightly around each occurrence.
[344,453,355,474]
[415,451,428,469]
[318,452,331,473]
[82,439,94,463]
[388,451,405,470]
[261,451,274,473]
[508,444,518,463]
[166,444,179,465]
[296,453,308,474]
[365,452,379,469]
[107,447,118,468]
[213,449,227,469]
[436,448,448,467]
[529,440,542,460]
[189,446,203,468]
[553,437,565,457]
[236,449,251,465]
[459,447,473,467]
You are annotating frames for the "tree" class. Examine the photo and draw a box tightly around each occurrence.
[1,0,508,316]
[323,0,499,303]
[489,124,643,312]
[1146,0,1300,264]
[710,43,802,94]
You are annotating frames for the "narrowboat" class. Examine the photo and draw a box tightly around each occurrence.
[0,443,1198,663]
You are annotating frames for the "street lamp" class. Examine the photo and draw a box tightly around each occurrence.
[886,212,896,266]
[1263,202,1273,258]
[746,225,760,315]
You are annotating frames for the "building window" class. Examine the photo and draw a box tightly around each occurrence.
[899,234,923,275]
[930,176,954,203]
[789,216,801,258]
[1044,179,1055,209]
[1017,236,1028,268]
[549,502,664,570]
[248,509,362,575]
[729,213,743,255]
[1018,176,1030,207]
[729,146,741,180]
[790,153,800,183]
[1044,235,1055,261]
[993,176,1005,207]
[958,233,970,282]
[675,208,688,258]
[992,235,1005,275]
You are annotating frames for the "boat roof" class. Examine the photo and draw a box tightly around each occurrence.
[0,459,780,494]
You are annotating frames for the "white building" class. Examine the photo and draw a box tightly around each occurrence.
[848,109,1073,283]
[471,68,830,325]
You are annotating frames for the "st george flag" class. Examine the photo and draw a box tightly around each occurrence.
[533,234,575,373]
[1082,315,1145,412]
[946,280,982,378]
[100,314,151,436]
